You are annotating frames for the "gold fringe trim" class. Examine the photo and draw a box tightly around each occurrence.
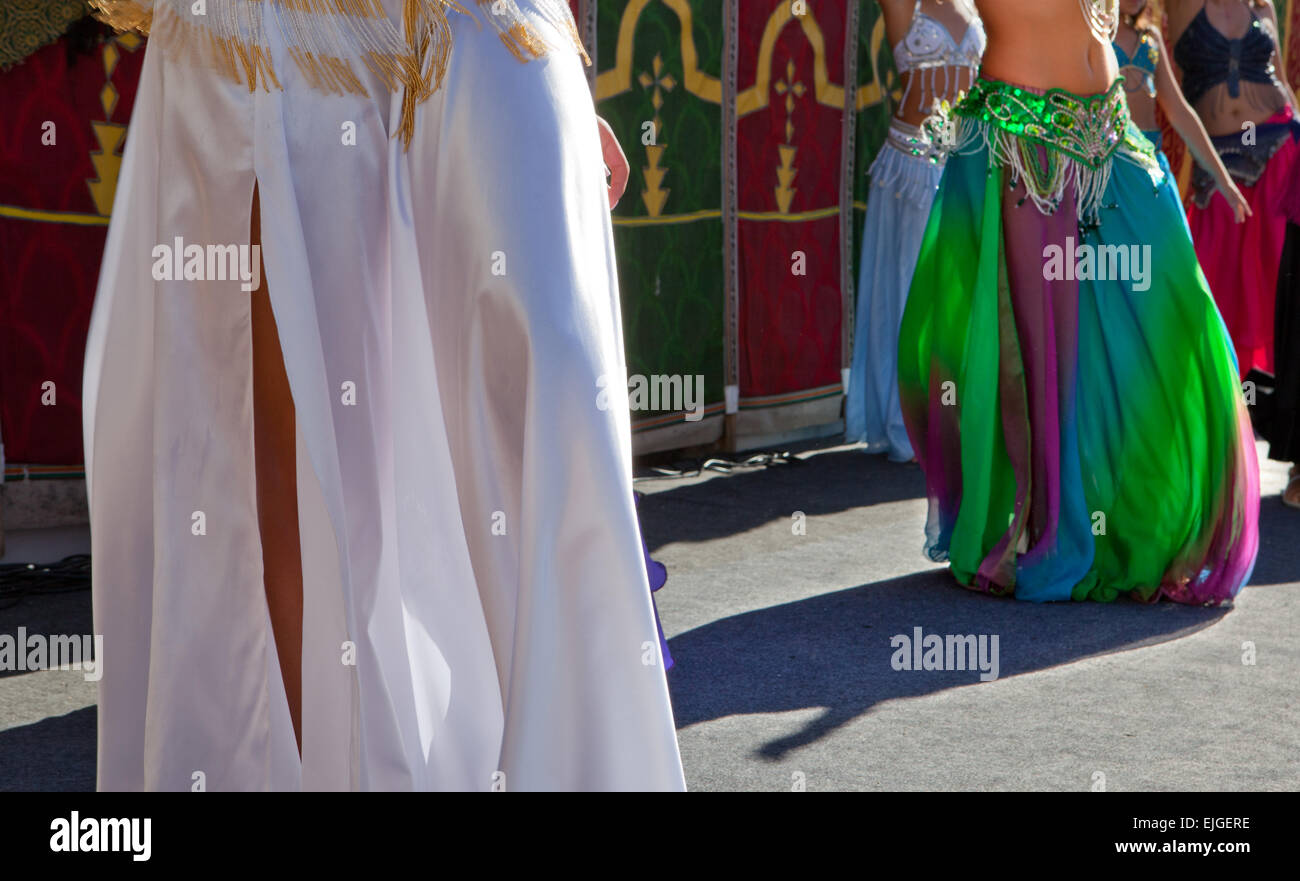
[567,15,591,67]
[88,0,154,34]
[89,0,591,149]
[289,47,369,96]
[497,22,546,62]
[476,0,588,65]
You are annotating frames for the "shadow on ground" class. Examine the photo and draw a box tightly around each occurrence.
[665,569,1231,761]
[0,440,1293,788]
[1250,496,1300,586]
[0,589,94,680]
[0,591,98,790]
[0,706,95,791]
[637,446,925,552]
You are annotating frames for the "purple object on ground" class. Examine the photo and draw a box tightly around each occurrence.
[636,494,674,671]
[643,539,674,670]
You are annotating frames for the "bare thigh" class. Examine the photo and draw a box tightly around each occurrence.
[250,185,303,753]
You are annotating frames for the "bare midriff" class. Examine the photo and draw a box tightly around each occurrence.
[976,0,1119,95]
[1190,81,1288,135]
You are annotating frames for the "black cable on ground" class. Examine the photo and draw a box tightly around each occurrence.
[635,450,799,481]
[0,555,92,611]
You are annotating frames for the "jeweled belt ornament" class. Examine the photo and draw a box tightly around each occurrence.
[929,77,1159,221]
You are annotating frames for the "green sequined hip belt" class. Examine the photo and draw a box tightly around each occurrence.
[930,76,1160,221]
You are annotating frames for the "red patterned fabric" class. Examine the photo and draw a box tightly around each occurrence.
[735,0,845,398]
[0,33,143,465]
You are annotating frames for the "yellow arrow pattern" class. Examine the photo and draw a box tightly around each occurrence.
[84,34,141,218]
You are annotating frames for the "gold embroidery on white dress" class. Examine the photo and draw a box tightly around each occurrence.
[88,0,588,147]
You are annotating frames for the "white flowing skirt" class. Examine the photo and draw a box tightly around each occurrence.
[845,122,945,462]
[82,0,685,791]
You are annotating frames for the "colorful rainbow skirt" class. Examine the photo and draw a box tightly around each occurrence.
[898,78,1259,603]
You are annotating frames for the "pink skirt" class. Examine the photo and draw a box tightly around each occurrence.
[1188,106,1300,376]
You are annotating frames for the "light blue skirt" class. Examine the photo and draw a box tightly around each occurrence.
[846,121,945,461]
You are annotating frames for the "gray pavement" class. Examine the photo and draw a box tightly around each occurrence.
[0,439,1296,791]
[642,439,1300,791]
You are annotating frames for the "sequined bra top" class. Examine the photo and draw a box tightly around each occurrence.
[893,0,986,74]
[1113,30,1159,99]
[893,0,986,116]
[1173,4,1278,108]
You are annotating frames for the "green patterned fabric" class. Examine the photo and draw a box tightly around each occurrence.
[592,1,909,434]
[597,0,726,423]
[0,0,89,71]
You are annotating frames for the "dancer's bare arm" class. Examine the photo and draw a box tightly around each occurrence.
[1153,30,1251,222]
[1165,0,1201,46]
[597,116,629,210]
[1258,1,1300,113]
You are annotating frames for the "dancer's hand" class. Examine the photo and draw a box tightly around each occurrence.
[597,116,629,210]
[1218,178,1252,224]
